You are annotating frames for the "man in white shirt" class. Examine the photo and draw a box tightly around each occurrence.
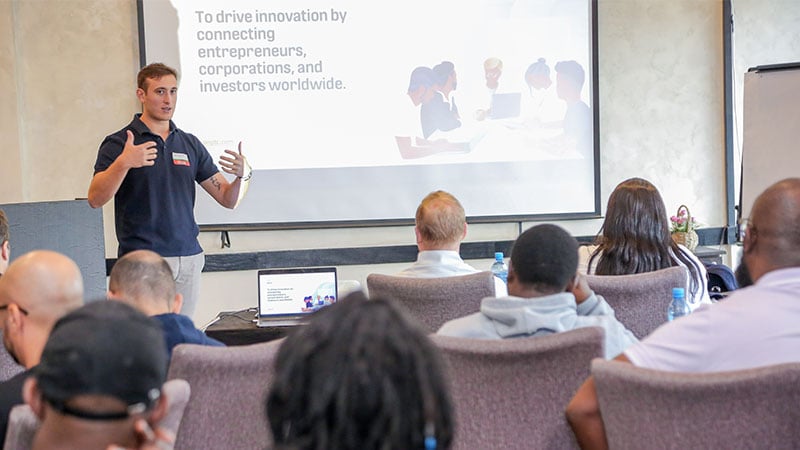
[566,177,800,450]
[398,190,507,296]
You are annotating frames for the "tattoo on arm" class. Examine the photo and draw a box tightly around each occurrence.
[211,175,222,191]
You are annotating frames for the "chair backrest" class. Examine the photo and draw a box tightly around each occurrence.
[167,339,283,450]
[0,333,24,383]
[585,266,686,339]
[160,378,192,437]
[592,359,800,450]
[366,271,496,333]
[2,378,192,450]
[430,327,604,450]
[3,405,37,450]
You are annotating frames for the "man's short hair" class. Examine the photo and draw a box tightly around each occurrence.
[555,60,585,90]
[415,190,466,245]
[109,251,176,310]
[407,66,436,93]
[510,224,578,292]
[0,209,8,245]
[33,301,167,420]
[137,63,178,91]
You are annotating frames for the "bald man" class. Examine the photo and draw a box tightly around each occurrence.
[0,250,84,445]
[108,250,223,362]
[566,178,800,450]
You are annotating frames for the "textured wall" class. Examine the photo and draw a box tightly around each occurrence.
[6,0,787,324]
[730,0,800,194]
[1,0,139,204]
[0,0,23,201]
[598,0,724,227]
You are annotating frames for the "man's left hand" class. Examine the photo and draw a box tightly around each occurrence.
[219,142,249,178]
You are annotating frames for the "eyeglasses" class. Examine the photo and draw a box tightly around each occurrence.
[0,304,29,316]
[738,217,755,240]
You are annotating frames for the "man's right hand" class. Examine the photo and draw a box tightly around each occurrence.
[570,273,593,305]
[120,130,157,169]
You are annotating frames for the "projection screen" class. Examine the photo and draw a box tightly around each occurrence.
[138,0,600,227]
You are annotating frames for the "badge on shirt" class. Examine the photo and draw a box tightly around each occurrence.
[172,152,190,166]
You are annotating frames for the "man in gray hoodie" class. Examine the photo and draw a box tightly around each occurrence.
[437,224,637,359]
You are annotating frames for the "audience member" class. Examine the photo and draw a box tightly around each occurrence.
[397,190,507,296]
[108,249,224,361]
[437,224,637,359]
[0,250,84,445]
[566,178,800,450]
[579,177,711,309]
[0,210,9,275]
[23,301,169,450]
[267,292,453,450]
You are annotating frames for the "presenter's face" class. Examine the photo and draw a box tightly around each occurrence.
[138,75,178,122]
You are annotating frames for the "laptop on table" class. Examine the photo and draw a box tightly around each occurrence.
[256,267,338,327]
[489,92,522,119]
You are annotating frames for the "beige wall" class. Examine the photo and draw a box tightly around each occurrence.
[730,0,800,196]
[4,0,792,324]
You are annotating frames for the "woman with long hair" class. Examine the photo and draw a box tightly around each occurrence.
[579,177,710,309]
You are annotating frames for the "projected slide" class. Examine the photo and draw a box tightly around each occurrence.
[140,0,597,225]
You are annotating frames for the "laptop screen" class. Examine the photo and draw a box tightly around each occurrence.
[489,92,522,119]
[257,267,338,320]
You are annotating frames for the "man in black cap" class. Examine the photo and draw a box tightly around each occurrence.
[22,301,170,450]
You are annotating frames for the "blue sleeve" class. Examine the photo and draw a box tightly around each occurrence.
[94,132,126,174]
[186,134,219,183]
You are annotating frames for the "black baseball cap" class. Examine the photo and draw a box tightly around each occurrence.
[33,301,167,420]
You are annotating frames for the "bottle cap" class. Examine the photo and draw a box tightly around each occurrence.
[494,252,504,260]
[672,287,685,299]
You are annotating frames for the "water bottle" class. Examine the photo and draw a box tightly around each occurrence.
[491,252,508,284]
[667,287,690,321]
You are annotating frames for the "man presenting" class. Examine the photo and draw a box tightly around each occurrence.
[88,63,251,318]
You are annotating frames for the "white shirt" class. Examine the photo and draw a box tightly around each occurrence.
[397,250,508,296]
[625,267,800,372]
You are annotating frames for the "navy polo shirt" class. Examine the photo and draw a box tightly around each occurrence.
[94,114,218,257]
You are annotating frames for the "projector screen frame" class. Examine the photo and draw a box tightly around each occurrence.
[136,0,601,231]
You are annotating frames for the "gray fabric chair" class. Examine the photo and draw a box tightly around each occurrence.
[430,327,604,450]
[0,333,24,382]
[167,339,283,450]
[2,378,192,450]
[592,359,800,450]
[585,266,687,339]
[366,271,496,333]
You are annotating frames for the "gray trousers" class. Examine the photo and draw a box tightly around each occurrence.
[165,252,205,319]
